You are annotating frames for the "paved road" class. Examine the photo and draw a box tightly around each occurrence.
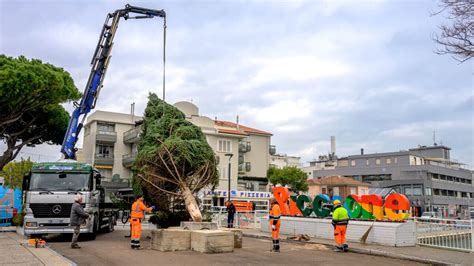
[47,230,427,266]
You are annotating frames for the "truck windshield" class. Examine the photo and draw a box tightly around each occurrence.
[29,173,91,192]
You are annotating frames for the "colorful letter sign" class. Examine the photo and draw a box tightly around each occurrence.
[271,187,410,221]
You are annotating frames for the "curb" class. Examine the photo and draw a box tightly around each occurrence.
[242,233,454,266]
[46,245,77,266]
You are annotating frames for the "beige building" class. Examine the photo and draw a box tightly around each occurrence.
[81,110,142,181]
[80,102,275,210]
[270,154,301,169]
[308,176,370,199]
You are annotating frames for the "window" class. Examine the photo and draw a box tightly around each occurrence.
[394,157,398,164]
[412,186,422,196]
[350,187,356,194]
[386,158,391,164]
[425,188,432,196]
[219,166,228,179]
[96,145,113,158]
[404,187,413,196]
[366,159,369,166]
[351,160,356,166]
[375,159,381,165]
[97,123,115,132]
[218,139,231,152]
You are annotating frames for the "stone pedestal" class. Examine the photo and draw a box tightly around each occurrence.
[191,230,234,253]
[223,228,242,248]
[180,222,218,230]
[151,228,191,251]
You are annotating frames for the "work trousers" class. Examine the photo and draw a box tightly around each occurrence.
[130,218,142,248]
[71,225,80,247]
[334,225,347,246]
[270,220,281,251]
[227,214,234,228]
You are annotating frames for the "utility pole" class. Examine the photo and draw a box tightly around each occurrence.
[225,153,233,202]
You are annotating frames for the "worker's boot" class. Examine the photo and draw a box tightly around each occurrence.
[71,244,81,249]
[275,239,280,253]
[343,244,349,252]
[333,245,343,252]
[270,240,276,252]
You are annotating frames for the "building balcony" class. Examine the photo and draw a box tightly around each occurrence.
[94,155,114,166]
[96,131,117,143]
[269,145,276,155]
[122,153,137,168]
[123,127,141,144]
[239,141,251,153]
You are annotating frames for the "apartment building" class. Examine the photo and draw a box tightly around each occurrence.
[174,101,274,210]
[81,111,142,181]
[81,102,275,210]
[311,145,474,218]
[270,154,301,169]
[308,176,369,199]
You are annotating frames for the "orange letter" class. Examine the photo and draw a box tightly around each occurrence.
[289,194,303,216]
[384,194,410,221]
[272,186,290,215]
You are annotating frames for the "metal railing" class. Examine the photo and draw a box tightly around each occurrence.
[415,217,473,252]
[211,210,267,229]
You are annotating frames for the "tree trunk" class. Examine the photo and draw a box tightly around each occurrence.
[0,138,16,170]
[182,186,202,222]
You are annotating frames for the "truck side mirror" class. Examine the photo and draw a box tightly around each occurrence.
[94,172,102,188]
[22,173,31,191]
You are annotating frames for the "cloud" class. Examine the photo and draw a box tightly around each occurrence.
[0,0,472,169]
[251,56,352,83]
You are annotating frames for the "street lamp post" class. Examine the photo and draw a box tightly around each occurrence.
[225,153,233,203]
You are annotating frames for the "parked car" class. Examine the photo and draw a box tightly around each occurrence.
[419,211,439,222]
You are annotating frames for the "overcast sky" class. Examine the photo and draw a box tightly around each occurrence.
[1,0,472,167]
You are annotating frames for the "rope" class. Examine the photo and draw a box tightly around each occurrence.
[162,16,167,102]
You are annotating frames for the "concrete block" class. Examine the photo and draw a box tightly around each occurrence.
[180,222,218,230]
[222,228,243,248]
[191,230,234,253]
[151,228,191,252]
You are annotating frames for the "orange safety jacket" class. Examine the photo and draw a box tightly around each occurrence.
[269,204,281,225]
[131,199,152,219]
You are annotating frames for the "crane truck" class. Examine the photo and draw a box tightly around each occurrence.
[22,4,166,239]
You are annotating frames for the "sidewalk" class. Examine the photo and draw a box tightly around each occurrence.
[241,228,473,266]
[0,231,74,266]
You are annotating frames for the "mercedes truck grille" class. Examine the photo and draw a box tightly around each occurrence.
[29,203,73,218]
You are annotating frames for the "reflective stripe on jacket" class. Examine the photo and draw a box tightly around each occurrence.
[131,199,152,219]
[269,204,281,221]
[332,205,349,225]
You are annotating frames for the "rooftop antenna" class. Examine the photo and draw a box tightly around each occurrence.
[131,102,135,122]
[433,131,437,146]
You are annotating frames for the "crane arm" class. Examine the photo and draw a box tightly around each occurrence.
[61,4,166,159]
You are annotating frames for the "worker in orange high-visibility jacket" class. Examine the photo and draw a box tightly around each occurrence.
[269,198,281,252]
[130,195,154,250]
[332,199,350,252]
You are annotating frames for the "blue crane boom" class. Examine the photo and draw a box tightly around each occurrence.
[61,4,166,159]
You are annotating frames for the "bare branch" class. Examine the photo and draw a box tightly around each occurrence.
[137,174,181,196]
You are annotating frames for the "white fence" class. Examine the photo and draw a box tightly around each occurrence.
[211,210,267,229]
[415,218,473,252]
